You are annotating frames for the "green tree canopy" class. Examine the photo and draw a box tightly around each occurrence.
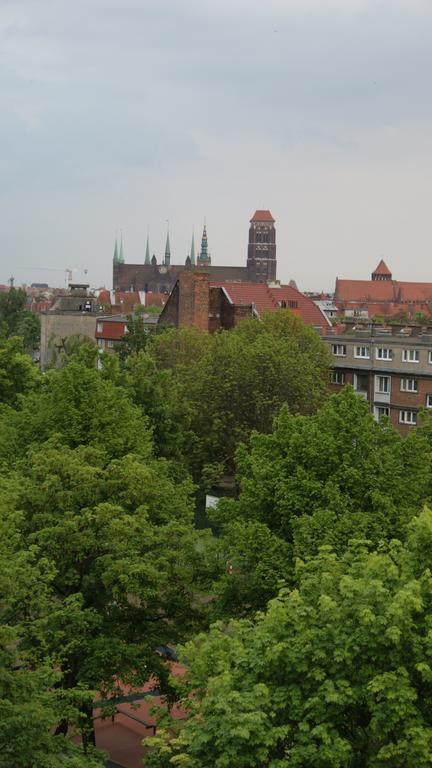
[210,387,432,614]
[147,509,432,768]
[0,287,40,351]
[1,436,208,747]
[0,503,103,767]
[0,358,153,463]
[0,335,41,406]
[149,312,330,480]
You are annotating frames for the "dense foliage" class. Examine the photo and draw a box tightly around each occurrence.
[146,510,432,768]
[210,387,432,614]
[4,309,432,766]
[0,287,40,352]
[148,312,331,478]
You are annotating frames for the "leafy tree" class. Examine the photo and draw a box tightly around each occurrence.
[150,313,330,480]
[0,335,40,406]
[119,313,155,359]
[146,509,432,767]
[210,387,431,612]
[1,436,208,748]
[48,333,98,369]
[0,503,103,767]
[14,310,41,352]
[0,358,152,463]
[0,287,27,332]
[0,287,41,351]
[122,350,193,470]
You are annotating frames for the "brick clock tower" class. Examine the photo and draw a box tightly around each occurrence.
[247,210,277,283]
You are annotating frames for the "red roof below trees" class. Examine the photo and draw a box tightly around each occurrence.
[211,281,330,332]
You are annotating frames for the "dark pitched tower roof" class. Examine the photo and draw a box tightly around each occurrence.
[250,210,275,223]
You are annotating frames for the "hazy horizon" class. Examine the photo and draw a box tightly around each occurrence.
[2,0,432,293]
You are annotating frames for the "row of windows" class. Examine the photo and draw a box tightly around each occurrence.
[331,344,426,362]
[375,408,418,425]
[375,409,420,424]
[97,338,114,348]
[330,372,432,407]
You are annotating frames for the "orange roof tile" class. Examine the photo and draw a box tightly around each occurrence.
[250,209,275,223]
[113,291,141,312]
[335,279,432,303]
[211,281,329,331]
[372,259,392,276]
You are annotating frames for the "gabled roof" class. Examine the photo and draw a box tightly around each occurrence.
[372,259,392,276]
[211,281,330,331]
[335,279,432,303]
[250,210,275,223]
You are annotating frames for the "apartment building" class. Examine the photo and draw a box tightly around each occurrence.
[326,324,432,434]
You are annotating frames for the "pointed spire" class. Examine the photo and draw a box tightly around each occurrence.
[113,237,119,264]
[145,234,150,265]
[198,221,211,266]
[190,232,196,266]
[164,225,171,266]
[118,231,125,264]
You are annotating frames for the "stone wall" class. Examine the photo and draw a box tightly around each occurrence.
[40,312,98,369]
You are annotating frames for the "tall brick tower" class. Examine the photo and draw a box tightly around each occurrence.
[247,210,276,283]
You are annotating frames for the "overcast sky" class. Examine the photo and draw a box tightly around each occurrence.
[1,0,432,291]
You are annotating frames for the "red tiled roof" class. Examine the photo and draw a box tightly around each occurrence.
[250,209,275,223]
[335,279,432,303]
[211,281,329,331]
[372,259,392,276]
[95,318,127,340]
[146,291,166,307]
[113,291,141,312]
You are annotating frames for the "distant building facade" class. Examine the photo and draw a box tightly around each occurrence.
[113,211,278,293]
[335,260,432,320]
[326,323,432,434]
[40,284,101,369]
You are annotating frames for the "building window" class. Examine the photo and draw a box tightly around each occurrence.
[428,351,432,364]
[402,349,420,363]
[354,346,370,359]
[400,378,418,392]
[399,410,417,425]
[376,348,392,360]
[426,395,432,408]
[107,340,114,348]
[96,322,103,333]
[332,344,346,356]
[375,406,390,420]
[97,338,104,348]
[331,371,345,385]
[377,376,390,393]
[354,372,369,393]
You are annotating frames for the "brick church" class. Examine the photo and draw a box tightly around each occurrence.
[112,210,277,294]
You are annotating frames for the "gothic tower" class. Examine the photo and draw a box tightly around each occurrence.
[247,210,276,283]
[197,223,211,267]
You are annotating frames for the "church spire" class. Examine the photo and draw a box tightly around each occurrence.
[145,233,150,265]
[164,226,171,266]
[190,232,196,266]
[113,237,119,264]
[118,232,125,264]
[198,222,211,267]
